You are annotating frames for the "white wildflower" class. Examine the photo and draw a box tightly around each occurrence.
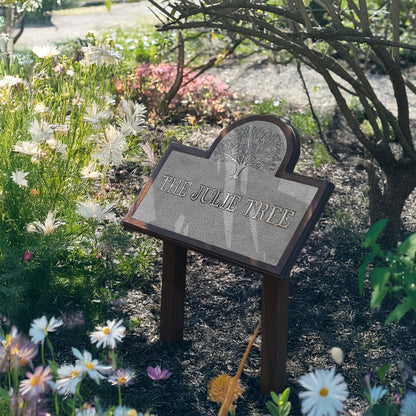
[33,102,48,114]
[76,200,115,222]
[12,141,45,158]
[56,363,84,395]
[82,45,122,66]
[401,391,416,416]
[117,99,147,136]
[29,316,63,344]
[299,367,348,416]
[46,138,67,155]
[84,103,110,125]
[32,45,59,58]
[0,75,27,89]
[80,163,101,180]
[27,210,65,236]
[11,170,29,187]
[93,125,126,166]
[90,319,125,349]
[72,348,111,382]
[29,119,54,142]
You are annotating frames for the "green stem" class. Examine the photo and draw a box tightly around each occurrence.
[41,341,45,367]
[46,336,56,364]
[118,383,122,407]
[54,391,60,416]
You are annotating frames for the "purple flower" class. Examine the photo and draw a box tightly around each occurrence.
[146,365,171,381]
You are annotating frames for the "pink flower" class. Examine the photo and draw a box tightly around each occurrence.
[19,366,52,399]
[146,365,171,381]
[23,250,33,262]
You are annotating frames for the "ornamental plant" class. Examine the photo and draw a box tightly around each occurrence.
[267,354,416,416]
[0,316,157,415]
[132,62,235,123]
[0,33,156,329]
[359,219,416,324]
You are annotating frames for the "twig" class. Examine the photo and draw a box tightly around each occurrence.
[296,61,340,162]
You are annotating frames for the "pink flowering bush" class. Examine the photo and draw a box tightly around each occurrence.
[132,63,235,123]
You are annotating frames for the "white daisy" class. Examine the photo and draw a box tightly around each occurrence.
[72,348,111,382]
[56,363,84,395]
[93,125,126,167]
[12,141,45,158]
[11,170,29,187]
[80,163,101,180]
[32,45,60,59]
[82,45,122,67]
[76,200,115,222]
[90,319,125,349]
[27,210,65,236]
[401,391,416,416]
[117,99,147,137]
[29,316,63,344]
[298,367,348,416]
[29,119,54,142]
[108,368,135,387]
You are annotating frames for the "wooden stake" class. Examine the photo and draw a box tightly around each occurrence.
[260,275,290,394]
[160,241,187,344]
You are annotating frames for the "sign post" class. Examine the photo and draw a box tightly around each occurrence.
[123,115,334,393]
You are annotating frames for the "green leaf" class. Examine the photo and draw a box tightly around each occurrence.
[280,387,290,402]
[398,232,416,258]
[104,0,111,12]
[378,364,390,383]
[370,267,390,308]
[266,402,279,416]
[385,297,413,324]
[362,219,388,248]
[358,251,377,294]
[270,391,279,403]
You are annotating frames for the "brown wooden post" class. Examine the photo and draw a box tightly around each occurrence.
[260,275,290,394]
[160,241,187,344]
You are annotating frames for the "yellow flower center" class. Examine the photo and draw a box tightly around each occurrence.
[86,362,94,370]
[127,410,138,416]
[30,374,41,386]
[69,370,79,378]
[319,387,329,397]
[118,376,127,385]
[12,347,19,355]
[103,327,110,335]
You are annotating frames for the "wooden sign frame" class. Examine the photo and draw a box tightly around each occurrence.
[123,115,334,393]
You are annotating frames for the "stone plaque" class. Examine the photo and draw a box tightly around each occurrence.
[123,115,334,279]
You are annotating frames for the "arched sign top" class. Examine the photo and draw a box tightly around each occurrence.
[123,115,333,279]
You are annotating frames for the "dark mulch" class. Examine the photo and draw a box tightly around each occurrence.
[46,115,416,415]
[99,120,416,416]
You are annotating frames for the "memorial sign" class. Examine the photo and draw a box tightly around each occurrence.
[123,115,334,393]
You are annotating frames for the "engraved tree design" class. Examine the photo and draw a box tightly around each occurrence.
[216,124,285,179]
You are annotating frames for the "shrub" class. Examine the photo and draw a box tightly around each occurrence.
[132,62,235,123]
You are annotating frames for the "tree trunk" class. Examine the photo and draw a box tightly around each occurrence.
[365,163,416,248]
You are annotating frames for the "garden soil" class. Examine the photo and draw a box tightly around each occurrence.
[18,7,416,415]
